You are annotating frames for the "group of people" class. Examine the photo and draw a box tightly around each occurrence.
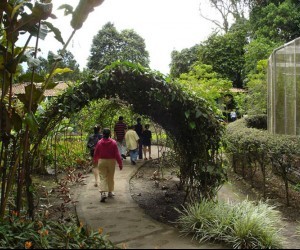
[86,116,152,203]
[114,116,152,164]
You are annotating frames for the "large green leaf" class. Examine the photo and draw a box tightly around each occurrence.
[12,110,23,132]
[43,21,65,45]
[71,0,104,30]
[189,121,196,130]
[24,112,39,133]
[185,110,190,119]
[57,4,74,16]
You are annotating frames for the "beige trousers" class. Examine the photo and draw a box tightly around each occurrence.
[97,159,116,192]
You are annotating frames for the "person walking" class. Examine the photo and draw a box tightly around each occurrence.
[87,125,102,187]
[125,125,139,165]
[230,110,237,122]
[93,128,123,202]
[142,124,152,160]
[134,117,143,159]
[114,116,127,160]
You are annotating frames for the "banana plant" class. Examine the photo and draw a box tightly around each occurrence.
[0,0,105,219]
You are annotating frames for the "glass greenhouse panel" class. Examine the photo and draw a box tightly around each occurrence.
[268,37,300,135]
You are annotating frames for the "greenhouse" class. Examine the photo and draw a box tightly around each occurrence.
[268,37,300,135]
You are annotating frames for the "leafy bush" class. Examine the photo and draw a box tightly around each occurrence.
[245,114,267,130]
[0,212,115,249]
[176,199,284,249]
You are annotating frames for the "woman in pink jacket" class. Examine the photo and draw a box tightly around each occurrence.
[93,128,123,202]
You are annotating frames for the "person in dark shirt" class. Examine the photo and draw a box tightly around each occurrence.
[142,124,152,160]
[87,125,102,187]
[134,117,143,159]
[113,116,127,159]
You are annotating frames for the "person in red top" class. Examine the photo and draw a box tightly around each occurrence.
[94,128,123,202]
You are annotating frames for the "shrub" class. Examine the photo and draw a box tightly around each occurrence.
[223,116,300,204]
[245,114,267,130]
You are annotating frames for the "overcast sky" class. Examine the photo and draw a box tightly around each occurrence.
[35,0,220,75]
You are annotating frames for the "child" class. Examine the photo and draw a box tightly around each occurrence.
[142,124,152,160]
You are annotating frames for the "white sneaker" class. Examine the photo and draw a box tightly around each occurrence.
[108,192,115,198]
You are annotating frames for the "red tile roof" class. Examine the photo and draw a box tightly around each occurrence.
[230,88,247,93]
[2,82,69,97]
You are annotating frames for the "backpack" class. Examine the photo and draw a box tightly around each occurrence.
[87,134,100,151]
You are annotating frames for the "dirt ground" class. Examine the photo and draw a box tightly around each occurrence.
[129,159,186,227]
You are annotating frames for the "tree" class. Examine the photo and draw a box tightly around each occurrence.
[249,0,300,43]
[244,37,281,77]
[169,45,200,79]
[178,62,232,114]
[199,0,250,33]
[200,21,248,88]
[244,59,268,115]
[24,49,80,82]
[87,22,149,71]
[47,49,80,81]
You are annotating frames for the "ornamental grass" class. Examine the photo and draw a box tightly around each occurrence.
[176,199,284,249]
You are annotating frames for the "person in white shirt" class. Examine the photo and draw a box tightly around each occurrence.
[230,110,237,121]
[125,125,139,165]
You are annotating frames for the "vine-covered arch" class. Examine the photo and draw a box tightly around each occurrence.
[37,61,225,200]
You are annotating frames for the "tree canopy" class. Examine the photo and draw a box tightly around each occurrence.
[87,22,150,71]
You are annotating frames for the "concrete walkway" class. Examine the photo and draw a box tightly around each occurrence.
[75,146,226,249]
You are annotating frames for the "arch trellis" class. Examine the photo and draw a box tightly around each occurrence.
[36,61,225,200]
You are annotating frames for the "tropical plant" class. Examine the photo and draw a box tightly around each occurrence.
[0,211,115,249]
[0,0,104,220]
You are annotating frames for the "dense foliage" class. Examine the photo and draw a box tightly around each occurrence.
[87,22,150,71]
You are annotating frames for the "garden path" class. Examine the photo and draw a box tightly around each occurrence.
[74,146,299,249]
[75,146,226,249]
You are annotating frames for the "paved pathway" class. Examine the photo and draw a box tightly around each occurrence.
[75,146,226,249]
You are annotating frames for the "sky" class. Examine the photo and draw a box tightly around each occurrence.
[34,0,221,75]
